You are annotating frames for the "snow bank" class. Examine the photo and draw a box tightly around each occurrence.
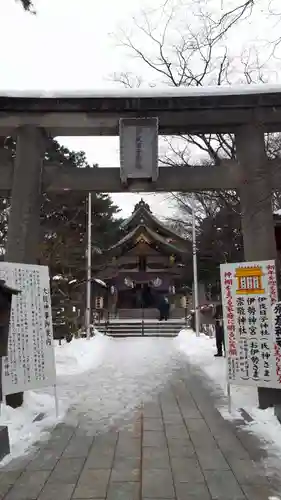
[175,329,259,409]
[55,331,111,376]
[0,333,110,464]
[175,329,228,392]
[0,391,58,465]
[175,330,281,475]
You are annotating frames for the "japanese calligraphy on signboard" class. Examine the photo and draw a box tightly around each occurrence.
[220,260,279,388]
[0,263,56,395]
[271,301,281,387]
[119,117,159,183]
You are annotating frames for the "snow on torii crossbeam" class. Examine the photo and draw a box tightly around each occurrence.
[1,84,281,135]
[1,84,281,410]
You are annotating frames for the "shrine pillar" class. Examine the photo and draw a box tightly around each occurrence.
[5,126,46,408]
[6,127,45,263]
[235,124,280,409]
[169,284,176,308]
[109,285,118,317]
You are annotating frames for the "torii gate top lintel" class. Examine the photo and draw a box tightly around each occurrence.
[1,84,281,136]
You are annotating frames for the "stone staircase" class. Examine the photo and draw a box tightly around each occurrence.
[116,308,185,320]
[96,319,186,337]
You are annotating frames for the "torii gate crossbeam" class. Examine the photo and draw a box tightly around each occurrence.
[0,159,281,193]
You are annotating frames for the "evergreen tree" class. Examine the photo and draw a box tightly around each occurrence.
[0,137,123,327]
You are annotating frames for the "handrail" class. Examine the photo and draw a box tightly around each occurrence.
[141,303,144,336]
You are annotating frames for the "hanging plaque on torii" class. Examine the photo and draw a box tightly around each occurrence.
[119,117,159,186]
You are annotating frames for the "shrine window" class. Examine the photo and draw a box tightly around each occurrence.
[138,256,147,271]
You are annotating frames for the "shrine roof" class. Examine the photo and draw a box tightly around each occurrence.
[122,199,185,241]
[108,223,188,255]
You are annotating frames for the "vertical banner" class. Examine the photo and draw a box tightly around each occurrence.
[220,260,280,388]
[0,263,56,395]
[271,301,281,386]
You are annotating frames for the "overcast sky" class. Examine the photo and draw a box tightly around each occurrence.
[0,0,280,217]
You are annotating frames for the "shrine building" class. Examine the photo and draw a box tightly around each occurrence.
[94,199,192,319]
[90,206,281,322]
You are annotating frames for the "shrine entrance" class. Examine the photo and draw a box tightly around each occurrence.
[1,88,281,411]
[136,283,157,309]
[116,284,159,309]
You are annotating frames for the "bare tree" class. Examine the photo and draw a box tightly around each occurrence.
[16,0,34,11]
[112,0,281,286]
[113,0,280,226]
[115,0,254,86]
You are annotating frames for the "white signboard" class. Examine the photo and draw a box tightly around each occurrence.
[0,262,56,395]
[119,117,158,183]
[271,302,281,386]
[220,260,279,388]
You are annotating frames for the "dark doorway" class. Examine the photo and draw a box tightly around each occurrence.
[139,283,155,308]
[118,284,158,308]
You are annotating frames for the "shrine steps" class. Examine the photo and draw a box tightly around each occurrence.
[96,319,186,337]
[116,308,185,320]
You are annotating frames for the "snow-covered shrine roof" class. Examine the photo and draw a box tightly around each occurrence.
[108,224,187,255]
[122,200,184,241]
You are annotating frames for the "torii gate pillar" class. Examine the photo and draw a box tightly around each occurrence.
[5,126,45,408]
[235,124,280,409]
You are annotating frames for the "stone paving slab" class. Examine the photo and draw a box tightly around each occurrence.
[1,366,281,499]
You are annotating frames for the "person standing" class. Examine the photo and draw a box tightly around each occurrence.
[163,296,170,321]
[214,303,225,357]
[158,296,170,321]
[190,310,195,332]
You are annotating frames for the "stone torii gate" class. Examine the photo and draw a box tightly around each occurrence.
[0,86,280,409]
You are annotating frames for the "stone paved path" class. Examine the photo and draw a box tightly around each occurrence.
[1,365,281,500]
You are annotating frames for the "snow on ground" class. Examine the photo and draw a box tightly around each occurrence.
[175,329,258,408]
[0,391,57,464]
[176,329,281,479]
[54,333,107,377]
[0,333,112,463]
[57,334,182,433]
[3,326,281,490]
[0,332,183,464]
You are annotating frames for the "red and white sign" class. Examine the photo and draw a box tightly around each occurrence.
[220,260,280,388]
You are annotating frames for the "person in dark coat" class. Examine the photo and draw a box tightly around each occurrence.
[190,310,195,332]
[213,303,225,357]
[158,296,170,321]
